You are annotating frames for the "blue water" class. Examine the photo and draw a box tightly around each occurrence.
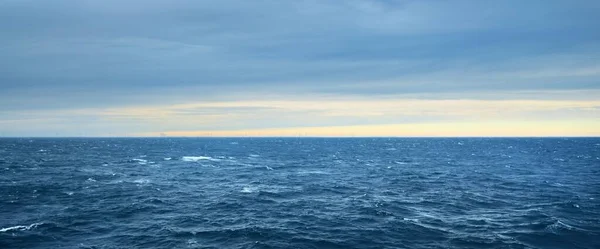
[1,138,599,248]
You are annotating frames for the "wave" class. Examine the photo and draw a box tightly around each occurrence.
[297,170,330,175]
[0,223,43,233]
[544,219,591,234]
[241,186,258,193]
[181,156,220,162]
[133,179,150,184]
[132,158,148,165]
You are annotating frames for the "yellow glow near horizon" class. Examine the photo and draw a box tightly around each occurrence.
[118,98,600,137]
[103,98,600,136]
[98,98,600,120]
[143,120,600,137]
[4,95,599,137]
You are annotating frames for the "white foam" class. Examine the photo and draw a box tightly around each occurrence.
[87,178,96,182]
[133,179,150,184]
[403,218,419,222]
[241,186,257,193]
[164,157,172,161]
[298,170,329,175]
[0,223,43,233]
[132,159,148,165]
[182,156,220,162]
[546,220,578,233]
[266,166,274,170]
[187,239,199,246]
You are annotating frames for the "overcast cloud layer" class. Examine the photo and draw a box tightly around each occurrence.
[1,0,599,136]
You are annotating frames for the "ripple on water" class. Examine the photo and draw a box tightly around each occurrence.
[1,138,599,249]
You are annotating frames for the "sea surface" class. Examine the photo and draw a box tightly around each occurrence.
[1,138,599,249]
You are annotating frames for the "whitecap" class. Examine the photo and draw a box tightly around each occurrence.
[266,166,274,170]
[164,157,172,161]
[298,170,329,175]
[133,179,150,184]
[0,223,43,233]
[182,156,220,162]
[132,159,148,165]
[385,148,397,151]
[545,220,582,233]
[87,178,96,182]
[241,186,257,193]
[187,239,199,247]
[403,218,419,222]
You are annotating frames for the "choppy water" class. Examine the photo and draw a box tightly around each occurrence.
[1,138,599,248]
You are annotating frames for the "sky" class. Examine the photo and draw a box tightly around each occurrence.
[1,0,599,137]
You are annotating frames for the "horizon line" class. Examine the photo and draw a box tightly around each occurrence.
[1,136,599,139]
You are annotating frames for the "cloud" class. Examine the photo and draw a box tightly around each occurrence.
[0,0,599,135]
[149,120,600,137]
[1,96,599,136]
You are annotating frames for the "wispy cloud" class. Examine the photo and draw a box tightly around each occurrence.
[0,0,599,136]
[1,95,599,136]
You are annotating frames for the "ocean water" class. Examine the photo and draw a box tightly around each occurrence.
[1,138,599,249]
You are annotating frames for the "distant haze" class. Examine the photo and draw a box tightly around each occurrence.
[1,0,599,136]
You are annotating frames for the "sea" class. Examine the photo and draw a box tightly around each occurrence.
[0,138,599,249]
